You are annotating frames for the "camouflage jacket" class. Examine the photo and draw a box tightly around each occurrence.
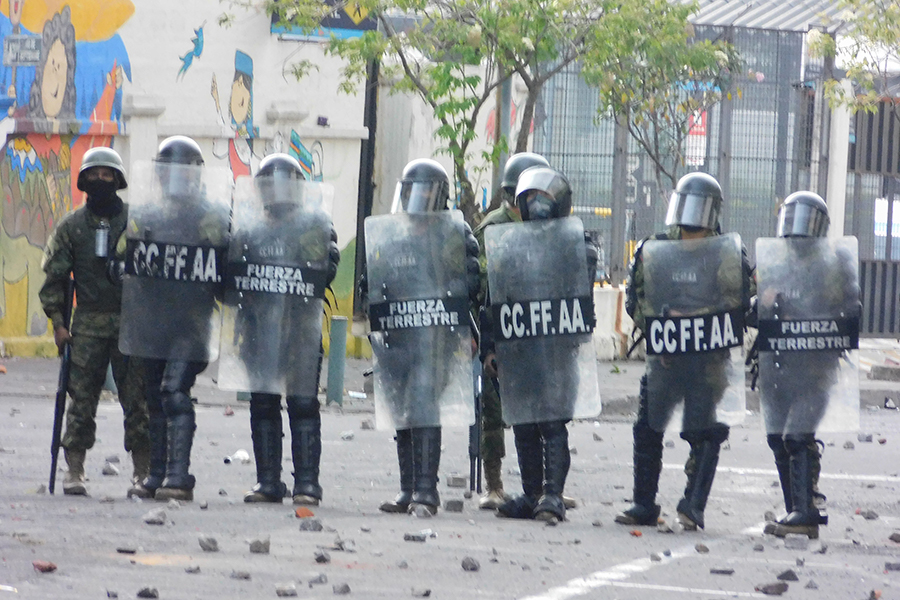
[40,202,128,338]
[473,204,521,308]
[626,225,757,332]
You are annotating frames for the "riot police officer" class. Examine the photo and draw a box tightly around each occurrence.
[616,172,754,530]
[120,136,231,502]
[223,153,340,505]
[483,166,599,523]
[365,158,480,516]
[756,192,859,539]
[473,152,549,509]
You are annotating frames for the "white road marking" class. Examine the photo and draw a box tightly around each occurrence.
[663,464,900,483]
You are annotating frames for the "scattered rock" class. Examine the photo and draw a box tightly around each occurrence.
[695,543,709,554]
[99,495,115,503]
[106,591,118,598]
[813,543,828,554]
[445,499,464,513]
[859,509,879,520]
[32,560,57,573]
[591,520,603,528]
[275,583,298,597]
[397,560,409,569]
[360,419,374,430]
[295,507,315,519]
[307,573,328,585]
[710,567,734,575]
[867,592,882,600]
[844,441,855,450]
[34,484,47,494]
[231,571,251,580]
[198,535,219,552]
[629,530,642,537]
[461,557,480,572]
[887,398,898,409]
[224,405,234,416]
[328,537,356,552]
[592,433,602,441]
[657,522,673,534]
[650,553,662,562]
[102,462,119,476]
[199,501,208,510]
[783,534,809,550]
[185,565,200,574]
[340,431,355,441]
[167,499,180,509]
[879,438,887,445]
[136,588,159,599]
[664,440,675,448]
[805,580,818,590]
[333,582,351,595]
[569,446,578,455]
[889,532,900,543]
[764,510,777,522]
[411,588,431,597]
[755,582,789,596]
[218,488,228,496]
[446,474,467,488]
[315,550,331,564]
[662,549,671,557]
[885,562,900,572]
[404,532,427,543]
[753,543,765,552]
[463,490,473,499]
[858,433,873,443]
[777,569,799,581]
[142,509,166,525]
[796,558,805,567]
[116,547,137,554]
[360,525,371,533]
[249,537,270,554]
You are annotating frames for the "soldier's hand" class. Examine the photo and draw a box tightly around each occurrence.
[53,326,71,354]
[483,352,498,378]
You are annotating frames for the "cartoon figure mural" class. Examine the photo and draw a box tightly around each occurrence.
[289,129,324,182]
[211,49,258,180]
[0,0,133,347]
[177,23,203,81]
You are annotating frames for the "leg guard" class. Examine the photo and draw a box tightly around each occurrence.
[497,424,543,519]
[767,434,792,517]
[409,426,442,514]
[534,421,569,523]
[775,434,820,539]
[286,396,322,504]
[380,428,414,513]
[245,394,287,503]
[156,391,196,501]
[616,377,664,526]
[676,424,728,530]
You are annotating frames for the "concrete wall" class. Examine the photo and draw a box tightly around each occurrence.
[0,0,366,355]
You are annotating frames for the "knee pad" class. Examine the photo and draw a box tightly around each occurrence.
[286,396,320,420]
[767,433,788,457]
[160,361,206,394]
[250,393,282,421]
[681,423,729,446]
[784,432,816,454]
[634,419,664,447]
[161,391,194,417]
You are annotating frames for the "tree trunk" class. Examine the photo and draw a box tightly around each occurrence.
[514,87,538,154]
[454,159,480,226]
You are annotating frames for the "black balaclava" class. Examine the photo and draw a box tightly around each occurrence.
[84,180,123,218]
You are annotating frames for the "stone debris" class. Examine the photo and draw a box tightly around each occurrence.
[199,501,208,510]
[461,556,480,572]
[295,507,315,518]
[446,474,467,488]
[411,588,431,597]
[813,543,828,554]
[116,547,137,555]
[198,535,219,552]
[755,582,789,596]
[805,580,818,590]
[650,553,662,562]
[327,537,356,552]
[783,534,809,550]
[102,462,119,476]
[889,532,900,543]
[224,405,235,416]
[218,488,228,496]
[764,510,777,522]
[106,454,120,463]
[300,518,324,532]
[662,549,672,557]
[569,446,578,455]
[167,499,180,509]
[231,571,251,580]
[657,522,673,534]
[185,565,201,574]
[695,543,709,554]
[106,591,118,598]
[664,440,675,448]
[591,520,603,527]
[445,499,464,513]
[249,537,270,554]
[753,543,765,552]
[340,431,355,441]
[858,433,873,443]
[887,398,898,409]
[844,441,855,450]
[404,532,427,542]
[35,484,47,494]
[333,582,351,594]
[32,560,57,573]
[397,560,409,569]
[592,433,603,441]
[463,490,473,499]
[142,509,166,526]
[315,550,331,564]
[276,583,298,597]
[710,567,734,575]
[136,588,159,599]
[879,438,887,444]
[885,562,900,572]
[859,509,879,520]
[360,419,374,430]
[777,569,799,581]
[360,525,371,533]
[307,573,328,586]
[796,558,805,567]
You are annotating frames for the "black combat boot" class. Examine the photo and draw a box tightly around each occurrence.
[615,419,664,526]
[380,428,414,513]
[408,426,442,515]
[775,435,820,539]
[534,421,570,523]
[128,415,167,499]
[245,412,287,503]
[676,425,728,530]
[764,434,791,534]
[156,392,196,502]
[290,414,323,505]
[497,424,543,519]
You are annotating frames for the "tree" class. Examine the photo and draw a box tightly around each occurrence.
[582,0,741,200]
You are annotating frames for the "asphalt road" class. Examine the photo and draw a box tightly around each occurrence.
[0,358,899,599]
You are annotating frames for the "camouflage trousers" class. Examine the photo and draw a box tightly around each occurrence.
[61,334,150,454]
[480,372,506,463]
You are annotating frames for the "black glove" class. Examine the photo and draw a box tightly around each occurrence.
[106,258,125,285]
[326,226,340,286]
[463,221,481,303]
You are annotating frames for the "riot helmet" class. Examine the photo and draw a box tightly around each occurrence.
[501,152,550,197]
[256,153,304,211]
[154,135,204,201]
[391,158,450,214]
[665,172,722,231]
[77,147,127,191]
[777,191,829,238]
[515,166,572,221]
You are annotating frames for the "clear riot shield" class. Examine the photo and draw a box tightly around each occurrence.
[218,176,335,396]
[365,211,475,430]
[484,217,600,426]
[756,236,860,434]
[119,161,231,361]
[641,232,746,433]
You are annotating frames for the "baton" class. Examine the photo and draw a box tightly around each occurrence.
[49,277,75,494]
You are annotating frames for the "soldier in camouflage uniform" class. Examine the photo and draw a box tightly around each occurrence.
[473,152,548,509]
[39,147,150,497]
[615,172,755,530]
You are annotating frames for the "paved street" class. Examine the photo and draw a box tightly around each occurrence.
[0,356,899,599]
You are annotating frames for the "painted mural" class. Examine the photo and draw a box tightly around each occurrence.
[210,49,258,181]
[0,0,133,343]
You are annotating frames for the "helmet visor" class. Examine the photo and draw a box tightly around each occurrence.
[391,180,447,213]
[521,190,556,221]
[155,162,204,202]
[665,192,720,230]
[256,173,303,209]
[778,202,830,237]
